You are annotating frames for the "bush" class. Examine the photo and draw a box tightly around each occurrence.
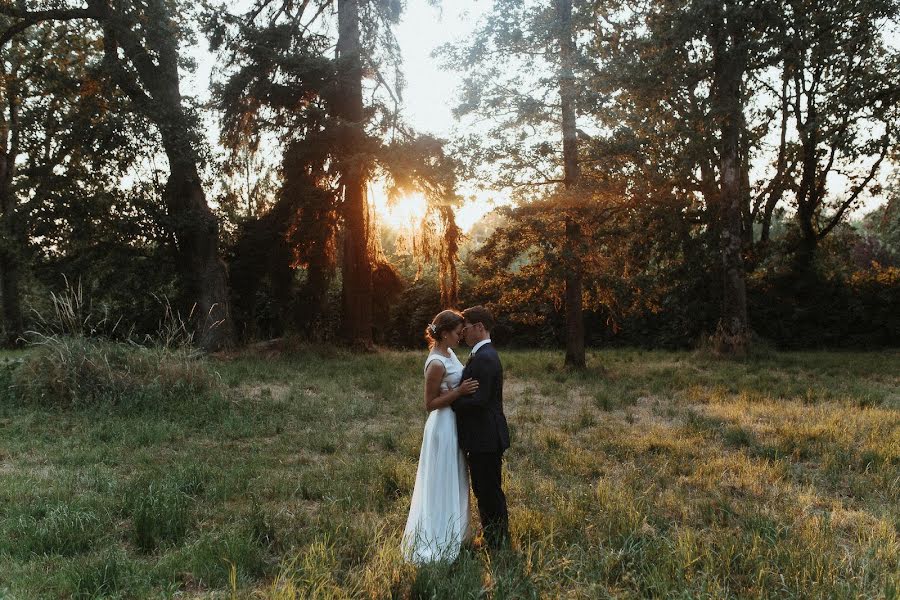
[9,337,222,411]
[749,262,900,349]
[5,279,226,412]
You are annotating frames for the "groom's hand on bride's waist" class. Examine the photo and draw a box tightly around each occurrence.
[456,378,479,397]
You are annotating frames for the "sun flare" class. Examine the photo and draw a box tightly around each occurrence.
[375,192,429,230]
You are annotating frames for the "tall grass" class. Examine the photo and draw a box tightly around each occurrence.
[0,345,896,598]
[5,281,223,412]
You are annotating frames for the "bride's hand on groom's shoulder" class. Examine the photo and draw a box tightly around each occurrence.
[456,378,479,396]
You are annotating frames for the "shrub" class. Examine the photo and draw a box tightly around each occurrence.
[9,337,222,411]
[7,281,225,412]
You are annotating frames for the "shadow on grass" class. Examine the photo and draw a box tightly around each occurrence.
[406,545,537,600]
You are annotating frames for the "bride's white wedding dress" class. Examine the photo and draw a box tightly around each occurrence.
[401,348,471,564]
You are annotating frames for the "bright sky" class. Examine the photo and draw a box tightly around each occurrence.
[185,0,504,233]
[373,1,508,232]
[184,3,895,233]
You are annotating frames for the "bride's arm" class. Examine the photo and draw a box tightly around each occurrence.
[424,362,478,411]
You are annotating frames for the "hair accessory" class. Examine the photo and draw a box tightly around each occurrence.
[428,323,437,334]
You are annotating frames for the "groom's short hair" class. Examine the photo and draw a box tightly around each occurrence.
[463,306,494,332]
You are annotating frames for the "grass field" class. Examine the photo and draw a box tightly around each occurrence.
[0,346,898,598]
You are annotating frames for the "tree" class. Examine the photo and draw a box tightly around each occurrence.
[779,0,899,272]
[0,31,25,346]
[335,0,373,349]
[585,0,793,354]
[440,0,605,367]
[557,0,587,367]
[205,0,339,339]
[1,0,235,351]
[206,0,462,346]
[0,18,150,345]
[709,1,752,354]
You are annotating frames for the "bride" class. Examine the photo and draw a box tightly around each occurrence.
[401,310,479,564]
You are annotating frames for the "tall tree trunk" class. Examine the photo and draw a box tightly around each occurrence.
[299,263,329,338]
[439,206,460,309]
[739,126,753,247]
[795,111,820,275]
[759,65,791,245]
[102,3,233,351]
[712,18,750,356]
[0,153,23,347]
[336,0,373,350]
[162,150,233,351]
[153,35,232,350]
[558,0,585,368]
[0,53,23,347]
[789,6,823,278]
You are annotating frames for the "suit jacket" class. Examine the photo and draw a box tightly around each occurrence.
[451,343,510,453]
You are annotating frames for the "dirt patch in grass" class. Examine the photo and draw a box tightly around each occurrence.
[234,383,294,403]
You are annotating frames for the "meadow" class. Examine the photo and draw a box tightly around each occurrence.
[0,345,898,599]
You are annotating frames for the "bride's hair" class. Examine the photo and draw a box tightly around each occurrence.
[425,310,464,348]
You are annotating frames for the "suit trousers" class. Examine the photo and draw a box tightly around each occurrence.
[465,450,509,548]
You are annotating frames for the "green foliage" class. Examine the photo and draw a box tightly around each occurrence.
[5,281,225,412]
[0,19,167,345]
[858,183,900,264]
[28,183,180,340]
[466,199,898,351]
[386,279,443,348]
[749,247,900,349]
[203,0,469,345]
[438,0,599,191]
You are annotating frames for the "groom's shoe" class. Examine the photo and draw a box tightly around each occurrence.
[484,522,511,552]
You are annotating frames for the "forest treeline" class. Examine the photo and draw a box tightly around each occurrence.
[0,0,898,359]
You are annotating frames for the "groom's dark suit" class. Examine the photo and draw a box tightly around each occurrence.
[451,342,510,548]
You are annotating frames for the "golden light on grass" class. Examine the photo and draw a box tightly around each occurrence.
[3,348,897,597]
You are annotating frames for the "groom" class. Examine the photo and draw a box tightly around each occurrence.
[452,305,510,550]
